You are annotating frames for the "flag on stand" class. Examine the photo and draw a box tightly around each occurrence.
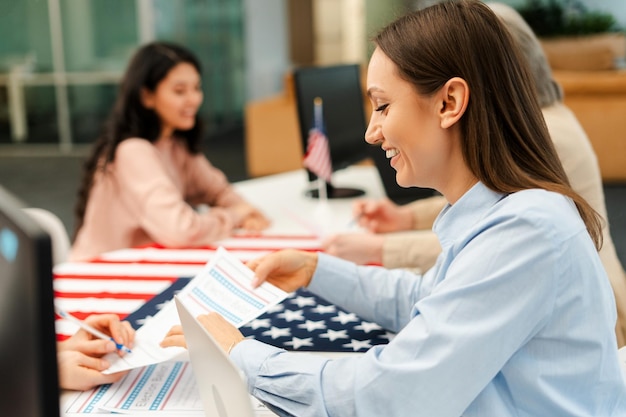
[303,97,332,183]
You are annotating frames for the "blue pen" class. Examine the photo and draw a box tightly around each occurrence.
[55,307,133,354]
[346,212,364,228]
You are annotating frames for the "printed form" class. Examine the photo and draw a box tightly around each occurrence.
[62,361,273,415]
[102,247,288,374]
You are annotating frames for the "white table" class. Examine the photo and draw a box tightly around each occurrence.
[233,165,386,235]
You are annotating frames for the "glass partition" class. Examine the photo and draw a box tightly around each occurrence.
[0,0,245,148]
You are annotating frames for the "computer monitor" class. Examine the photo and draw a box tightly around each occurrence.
[293,64,370,199]
[367,145,437,205]
[0,186,59,417]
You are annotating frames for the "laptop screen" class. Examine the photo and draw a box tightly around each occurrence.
[0,186,59,417]
[175,297,259,417]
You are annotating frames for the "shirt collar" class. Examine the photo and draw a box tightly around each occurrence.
[433,182,506,249]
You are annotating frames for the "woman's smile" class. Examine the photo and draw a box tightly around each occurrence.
[385,148,400,168]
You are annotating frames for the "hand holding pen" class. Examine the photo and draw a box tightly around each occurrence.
[350,198,414,233]
[56,307,135,356]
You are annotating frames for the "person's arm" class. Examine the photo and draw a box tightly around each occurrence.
[322,229,442,272]
[321,232,385,265]
[247,250,427,333]
[185,153,271,231]
[230,211,561,416]
[382,229,441,272]
[353,198,414,233]
[405,195,447,230]
[325,196,446,268]
[184,152,245,207]
[113,139,245,246]
[352,195,446,233]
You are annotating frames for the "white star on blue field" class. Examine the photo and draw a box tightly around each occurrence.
[125,281,394,353]
[240,289,393,352]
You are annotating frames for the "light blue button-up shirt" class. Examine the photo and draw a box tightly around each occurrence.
[231,182,626,416]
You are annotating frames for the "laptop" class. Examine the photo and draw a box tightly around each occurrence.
[366,145,437,205]
[175,297,277,417]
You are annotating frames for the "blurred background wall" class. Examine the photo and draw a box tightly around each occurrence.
[0,0,624,262]
[0,0,406,151]
[0,0,623,152]
[0,0,249,150]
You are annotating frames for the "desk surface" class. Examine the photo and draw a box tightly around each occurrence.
[232,165,385,234]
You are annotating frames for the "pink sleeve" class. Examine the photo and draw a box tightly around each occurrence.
[184,153,247,208]
[114,140,237,247]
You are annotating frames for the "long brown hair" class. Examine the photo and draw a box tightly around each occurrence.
[375,0,602,249]
[73,42,204,239]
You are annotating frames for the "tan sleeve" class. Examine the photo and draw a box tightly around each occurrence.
[382,230,442,273]
[380,196,446,272]
[598,238,626,348]
[114,140,237,247]
[543,105,626,347]
[407,196,447,230]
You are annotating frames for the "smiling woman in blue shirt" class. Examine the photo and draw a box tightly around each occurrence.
[161,1,626,415]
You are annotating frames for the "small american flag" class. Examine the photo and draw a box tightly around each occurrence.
[303,97,332,183]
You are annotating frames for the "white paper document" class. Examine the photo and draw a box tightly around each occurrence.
[102,247,288,374]
[62,360,273,416]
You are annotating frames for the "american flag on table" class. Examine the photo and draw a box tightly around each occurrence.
[302,97,332,183]
[53,234,393,352]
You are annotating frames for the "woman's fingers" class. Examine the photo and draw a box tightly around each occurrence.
[160,325,187,348]
[82,314,135,348]
[196,313,244,353]
[160,334,187,349]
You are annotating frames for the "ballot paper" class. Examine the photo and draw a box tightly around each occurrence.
[102,247,288,374]
[62,360,275,416]
[62,352,361,416]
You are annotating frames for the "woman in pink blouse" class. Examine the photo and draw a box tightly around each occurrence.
[70,42,269,261]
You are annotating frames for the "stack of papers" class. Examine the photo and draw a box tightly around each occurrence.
[63,360,273,415]
[102,247,288,375]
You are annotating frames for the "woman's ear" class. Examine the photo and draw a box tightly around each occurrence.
[140,88,154,109]
[438,77,469,129]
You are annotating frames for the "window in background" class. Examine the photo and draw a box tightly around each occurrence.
[61,0,137,145]
[0,0,246,149]
[0,0,55,145]
[153,0,246,140]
